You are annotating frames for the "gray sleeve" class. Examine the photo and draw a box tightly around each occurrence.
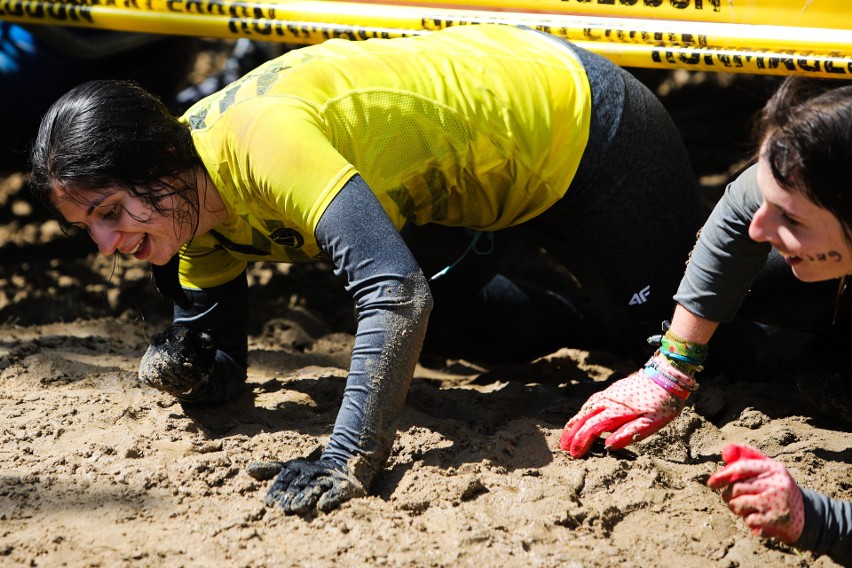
[314,174,433,486]
[673,164,772,322]
[794,488,852,564]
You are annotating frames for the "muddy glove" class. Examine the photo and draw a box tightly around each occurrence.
[707,443,805,543]
[255,458,366,515]
[138,323,216,400]
[560,352,697,457]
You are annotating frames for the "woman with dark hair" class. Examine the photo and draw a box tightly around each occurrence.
[31,24,707,515]
[562,76,852,564]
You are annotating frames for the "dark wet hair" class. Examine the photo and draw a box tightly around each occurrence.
[757,76,852,240]
[29,80,201,229]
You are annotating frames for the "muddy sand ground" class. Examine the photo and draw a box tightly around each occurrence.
[0,65,850,567]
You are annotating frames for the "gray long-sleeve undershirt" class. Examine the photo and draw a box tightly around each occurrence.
[172,173,431,488]
[797,489,852,564]
[674,164,771,323]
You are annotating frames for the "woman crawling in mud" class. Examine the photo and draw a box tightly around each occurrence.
[29,24,707,515]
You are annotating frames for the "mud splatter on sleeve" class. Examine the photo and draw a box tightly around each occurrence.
[315,174,433,488]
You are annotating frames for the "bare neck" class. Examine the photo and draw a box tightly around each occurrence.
[193,166,230,233]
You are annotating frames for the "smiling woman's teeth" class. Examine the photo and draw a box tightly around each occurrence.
[130,236,145,255]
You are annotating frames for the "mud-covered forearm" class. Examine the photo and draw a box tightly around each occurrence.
[321,272,432,485]
[315,174,433,487]
[263,175,432,515]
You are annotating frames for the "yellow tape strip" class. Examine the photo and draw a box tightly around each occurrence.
[6,0,852,51]
[354,0,852,30]
[579,41,852,79]
[3,0,852,78]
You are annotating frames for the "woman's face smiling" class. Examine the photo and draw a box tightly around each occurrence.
[52,184,191,266]
[749,153,852,282]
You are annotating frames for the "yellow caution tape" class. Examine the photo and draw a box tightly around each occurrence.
[2,0,852,78]
[356,0,852,30]
[579,41,852,79]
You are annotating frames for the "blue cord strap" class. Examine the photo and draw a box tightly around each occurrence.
[429,229,494,281]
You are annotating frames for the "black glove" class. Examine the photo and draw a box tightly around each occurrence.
[254,458,366,515]
[138,323,216,399]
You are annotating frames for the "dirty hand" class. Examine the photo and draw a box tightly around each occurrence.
[707,443,805,543]
[138,323,216,399]
[560,353,696,458]
[260,458,366,515]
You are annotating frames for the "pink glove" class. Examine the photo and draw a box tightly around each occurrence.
[707,443,805,543]
[560,353,695,458]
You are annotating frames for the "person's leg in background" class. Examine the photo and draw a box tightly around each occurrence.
[523,43,705,363]
[403,220,610,366]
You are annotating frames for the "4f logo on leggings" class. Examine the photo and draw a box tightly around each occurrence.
[629,285,651,306]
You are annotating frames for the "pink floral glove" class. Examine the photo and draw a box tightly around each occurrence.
[707,443,805,543]
[560,353,695,458]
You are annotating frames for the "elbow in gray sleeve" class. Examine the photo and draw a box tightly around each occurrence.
[673,166,770,322]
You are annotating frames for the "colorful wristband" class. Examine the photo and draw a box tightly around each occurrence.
[663,355,703,376]
[659,329,708,375]
[660,329,709,362]
[643,357,698,401]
